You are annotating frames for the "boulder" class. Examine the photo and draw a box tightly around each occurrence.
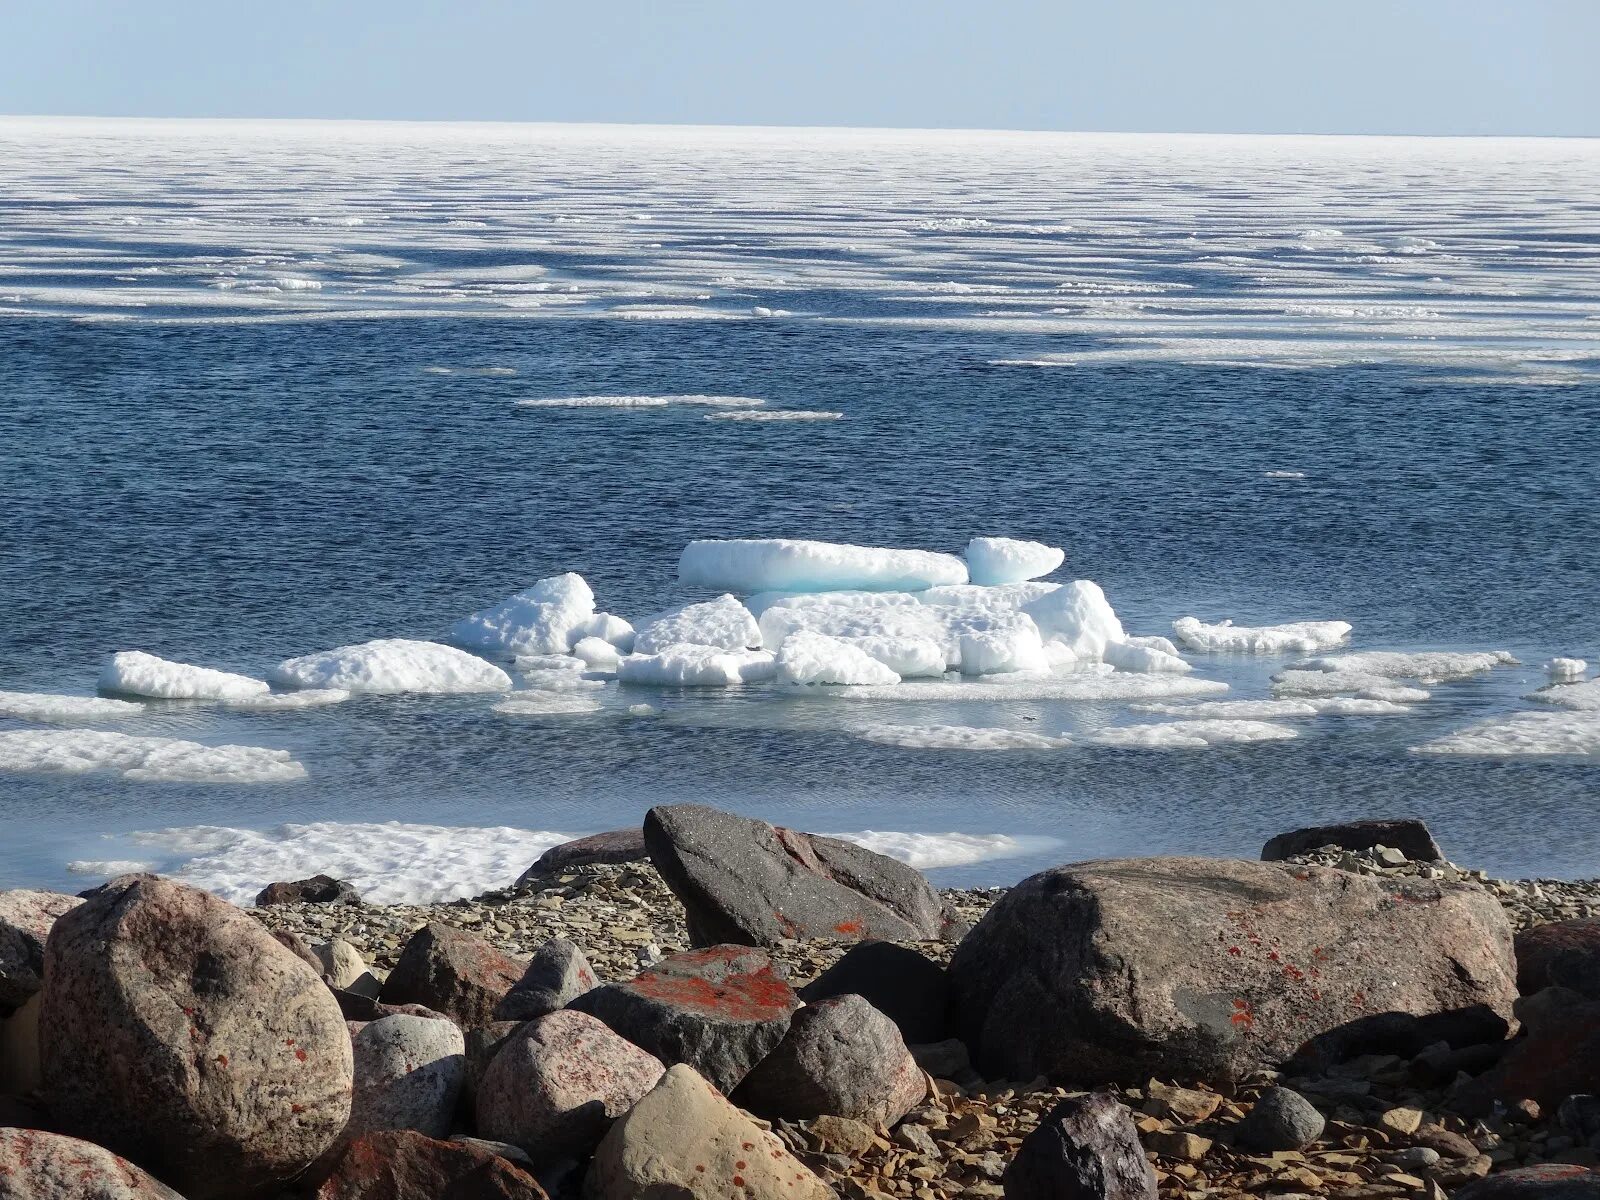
[476,1009,664,1164]
[1233,1086,1325,1152]
[798,941,951,1044]
[0,993,41,1097]
[379,923,526,1028]
[346,1014,467,1141]
[316,939,381,998]
[569,944,798,1093]
[0,889,82,1013]
[272,929,325,974]
[0,1127,186,1200]
[1516,919,1600,996]
[733,994,925,1124]
[1260,818,1442,863]
[1002,1092,1156,1200]
[39,876,353,1200]
[1455,1165,1600,1200]
[463,1021,523,1120]
[332,991,450,1024]
[950,857,1516,1084]
[515,830,647,884]
[255,874,362,907]
[585,1063,834,1199]
[643,804,945,947]
[1455,988,1600,1116]
[313,1129,549,1199]
[493,938,598,1022]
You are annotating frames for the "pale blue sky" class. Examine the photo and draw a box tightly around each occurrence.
[3,0,1596,135]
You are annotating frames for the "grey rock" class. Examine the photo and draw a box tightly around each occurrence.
[733,994,926,1124]
[798,941,951,1044]
[494,937,599,1021]
[1003,1091,1156,1200]
[256,874,361,906]
[910,1037,971,1080]
[1392,1147,1442,1169]
[39,875,352,1200]
[379,921,526,1028]
[314,937,380,998]
[0,889,82,1013]
[894,1122,941,1158]
[569,943,798,1093]
[1261,818,1443,863]
[643,803,946,947]
[346,1013,467,1140]
[516,829,647,884]
[950,856,1515,1084]
[476,1009,664,1164]
[0,1127,186,1200]
[1234,1087,1325,1151]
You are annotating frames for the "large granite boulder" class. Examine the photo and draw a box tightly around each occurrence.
[950,856,1516,1084]
[585,1064,834,1199]
[313,1129,549,1199]
[1003,1092,1156,1200]
[345,1014,466,1142]
[0,1127,186,1200]
[379,923,525,1029]
[476,1009,663,1164]
[1455,1165,1600,1200]
[733,994,925,1124]
[0,889,82,1013]
[643,804,945,947]
[570,944,798,1093]
[39,876,353,1200]
[1260,818,1442,863]
[798,941,951,1044]
[1516,920,1600,997]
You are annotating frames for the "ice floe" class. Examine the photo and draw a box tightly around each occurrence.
[222,689,352,710]
[707,410,843,422]
[958,621,1050,676]
[99,650,270,701]
[1412,711,1600,757]
[633,594,760,655]
[963,537,1064,586]
[1084,719,1299,749]
[1020,580,1126,659]
[618,645,778,687]
[272,638,512,694]
[679,539,968,594]
[517,394,765,409]
[1172,617,1352,654]
[1271,669,1431,703]
[1133,697,1411,719]
[856,724,1066,750]
[777,632,901,686]
[449,573,603,658]
[493,693,604,716]
[1526,678,1600,712]
[829,674,1228,702]
[572,636,623,669]
[1101,640,1193,674]
[0,691,145,724]
[0,729,307,783]
[833,634,947,678]
[1292,650,1517,683]
[830,831,1061,869]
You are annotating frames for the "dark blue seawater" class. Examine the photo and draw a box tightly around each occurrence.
[3,314,1598,895]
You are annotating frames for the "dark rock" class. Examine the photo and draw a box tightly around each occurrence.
[569,943,799,1093]
[798,941,951,1043]
[1413,1124,1482,1160]
[332,988,451,1024]
[910,1037,971,1080]
[1233,1086,1325,1151]
[476,1009,664,1165]
[0,1127,185,1199]
[313,1129,549,1199]
[1411,1038,1507,1086]
[733,994,926,1124]
[642,803,946,947]
[1454,1165,1600,1200]
[463,1020,524,1122]
[493,938,599,1022]
[1456,987,1600,1116]
[1002,1091,1156,1200]
[379,922,526,1029]
[1517,920,1600,996]
[515,830,647,884]
[255,874,362,907]
[1260,818,1442,863]
[950,856,1516,1084]
[39,875,352,1200]
[0,889,82,1014]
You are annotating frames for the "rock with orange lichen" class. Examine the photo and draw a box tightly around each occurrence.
[585,1064,835,1200]
[569,944,798,1093]
[950,856,1516,1085]
[38,876,352,1200]
[0,1128,187,1199]
[643,804,946,948]
[378,922,526,1029]
[314,1129,547,1200]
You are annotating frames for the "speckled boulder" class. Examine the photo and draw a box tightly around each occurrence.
[0,1127,186,1200]
[314,1129,548,1199]
[477,1009,663,1164]
[39,876,353,1200]
[570,944,798,1093]
[493,938,598,1022]
[0,889,82,1013]
[379,923,526,1029]
[951,857,1516,1083]
[345,1014,466,1141]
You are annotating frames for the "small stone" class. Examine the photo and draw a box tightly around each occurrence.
[1377,847,1409,869]
[1392,1148,1442,1169]
[1236,1087,1326,1152]
[894,1122,941,1158]
[1146,1131,1213,1161]
[1379,1107,1426,1136]
[1145,1081,1223,1124]
[810,1114,879,1157]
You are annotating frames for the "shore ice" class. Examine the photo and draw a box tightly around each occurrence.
[1134,697,1411,719]
[0,690,145,723]
[830,830,1061,869]
[1172,616,1352,654]
[830,674,1228,701]
[962,537,1064,585]
[777,632,901,686]
[617,645,778,686]
[679,538,968,594]
[1271,670,1432,703]
[0,729,307,783]
[272,638,512,694]
[1547,658,1590,682]
[857,724,1066,750]
[1084,719,1298,749]
[633,594,760,655]
[1412,710,1600,757]
[99,650,270,701]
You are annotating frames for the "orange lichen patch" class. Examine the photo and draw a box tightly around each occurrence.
[833,920,864,936]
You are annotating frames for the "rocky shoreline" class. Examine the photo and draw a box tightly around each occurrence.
[4,809,1600,1199]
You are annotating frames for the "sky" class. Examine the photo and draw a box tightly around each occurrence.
[2,0,1596,136]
